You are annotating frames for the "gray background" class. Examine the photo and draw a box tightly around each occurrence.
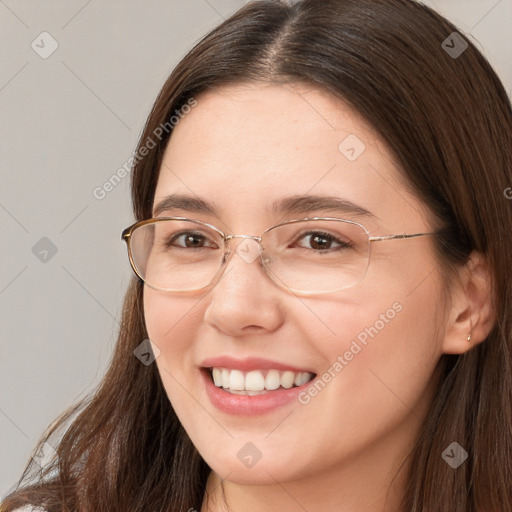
[1,0,511,497]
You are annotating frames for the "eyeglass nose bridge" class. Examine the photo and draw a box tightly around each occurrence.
[223,234,267,263]
[225,234,262,242]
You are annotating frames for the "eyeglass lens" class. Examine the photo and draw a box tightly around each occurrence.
[128,218,371,293]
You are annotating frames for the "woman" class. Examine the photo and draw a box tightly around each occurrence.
[3,0,511,510]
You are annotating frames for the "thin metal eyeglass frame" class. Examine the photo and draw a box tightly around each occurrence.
[121,216,436,295]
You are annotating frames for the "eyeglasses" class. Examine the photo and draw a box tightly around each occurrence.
[121,217,435,295]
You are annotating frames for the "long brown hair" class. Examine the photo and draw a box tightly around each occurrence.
[3,1,512,510]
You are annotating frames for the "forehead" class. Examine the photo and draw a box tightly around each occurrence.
[153,82,429,233]
[168,81,373,159]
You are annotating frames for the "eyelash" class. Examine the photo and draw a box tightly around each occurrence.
[166,232,218,249]
[293,231,353,251]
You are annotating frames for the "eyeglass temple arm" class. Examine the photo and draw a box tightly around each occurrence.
[369,232,436,243]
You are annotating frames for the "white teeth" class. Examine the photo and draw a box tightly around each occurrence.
[246,390,265,396]
[245,370,265,391]
[295,372,311,386]
[265,369,280,390]
[227,389,267,396]
[221,368,230,388]
[229,369,245,390]
[210,367,314,392]
[281,371,295,389]
[212,368,222,386]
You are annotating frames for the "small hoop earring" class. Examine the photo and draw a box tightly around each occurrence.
[467,334,472,343]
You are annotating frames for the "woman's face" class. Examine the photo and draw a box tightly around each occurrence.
[144,82,446,486]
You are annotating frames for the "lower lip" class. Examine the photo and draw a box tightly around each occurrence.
[201,369,313,416]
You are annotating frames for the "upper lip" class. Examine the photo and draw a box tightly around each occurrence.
[200,356,315,374]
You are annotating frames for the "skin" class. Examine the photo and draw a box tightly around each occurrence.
[143,82,494,512]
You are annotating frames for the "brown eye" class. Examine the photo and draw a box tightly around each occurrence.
[294,231,353,252]
[166,231,218,249]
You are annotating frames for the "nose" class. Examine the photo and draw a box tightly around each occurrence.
[203,237,285,336]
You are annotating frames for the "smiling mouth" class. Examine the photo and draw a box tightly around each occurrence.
[206,367,316,395]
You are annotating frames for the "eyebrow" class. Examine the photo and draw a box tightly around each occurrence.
[152,193,375,219]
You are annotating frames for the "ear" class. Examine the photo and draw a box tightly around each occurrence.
[442,251,496,355]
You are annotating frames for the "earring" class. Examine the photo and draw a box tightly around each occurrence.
[467,333,472,343]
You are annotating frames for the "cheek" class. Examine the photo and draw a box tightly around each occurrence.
[143,288,211,428]
[299,279,441,365]
[144,287,198,345]
[143,288,204,380]
[332,245,446,377]
[294,271,443,434]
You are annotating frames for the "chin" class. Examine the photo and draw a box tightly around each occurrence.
[200,446,312,486]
